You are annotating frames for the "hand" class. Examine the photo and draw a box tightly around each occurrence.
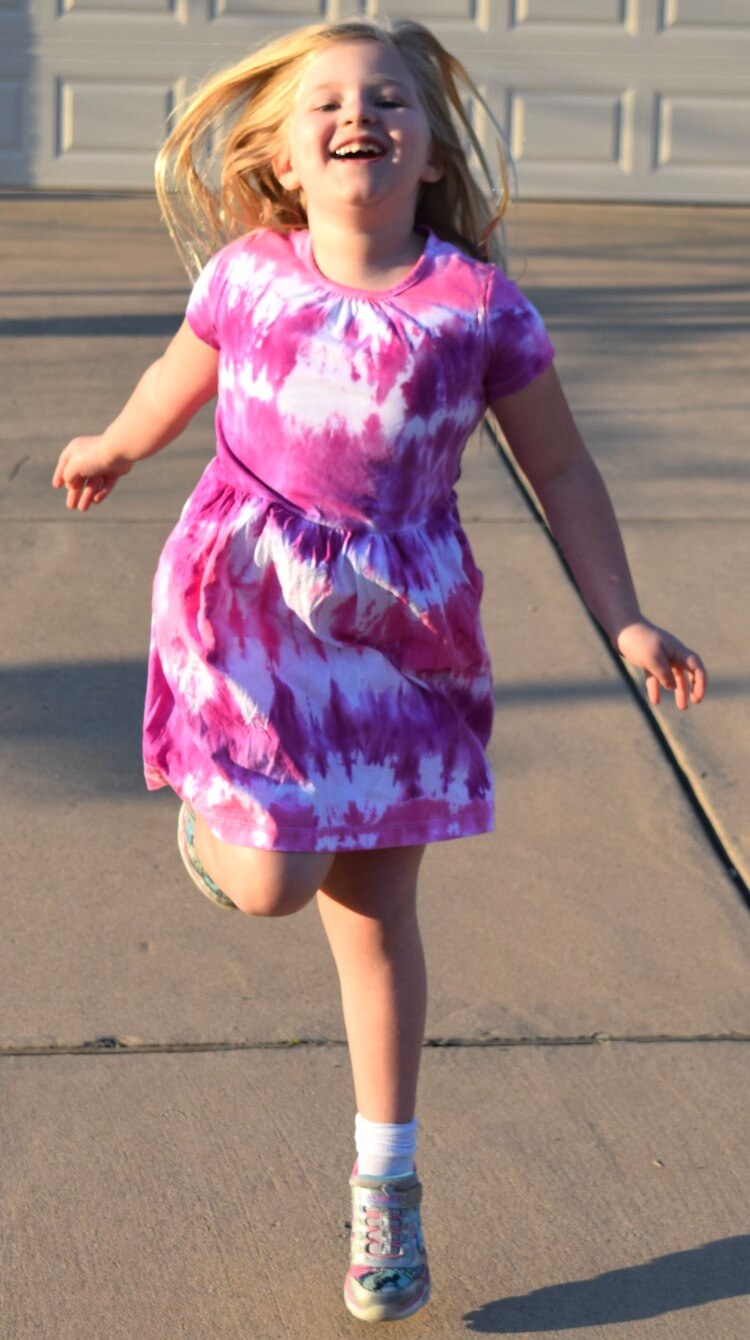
[52,435,133,512]
[615,619,707,711]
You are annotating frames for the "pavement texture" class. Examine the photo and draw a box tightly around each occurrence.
[2,195,749,1339]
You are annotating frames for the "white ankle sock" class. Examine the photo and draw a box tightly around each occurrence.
[355,1112,418,1178]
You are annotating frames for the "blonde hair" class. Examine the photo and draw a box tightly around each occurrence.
[155,16,513,281]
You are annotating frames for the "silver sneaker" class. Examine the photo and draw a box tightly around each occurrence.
[344,1161,430,1323]
[177,801,238,910]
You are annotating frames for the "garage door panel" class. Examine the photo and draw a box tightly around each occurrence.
[656,94,750,170]
[508,90,630,169]
[57,77,180,156]
[60,0,180,14]
[211,0,326,17]
[660,0,750,31]
[512,0,630,29]
[368,0,485,28]
[33,48,187,186]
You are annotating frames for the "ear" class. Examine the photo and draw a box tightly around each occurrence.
[421,144,445,185]
[273,148,301,192]
[271,124,301,191]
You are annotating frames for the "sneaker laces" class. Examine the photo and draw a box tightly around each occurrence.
[359,1202,409,1260]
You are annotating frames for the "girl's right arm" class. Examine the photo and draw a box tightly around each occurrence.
[52,318,219,512]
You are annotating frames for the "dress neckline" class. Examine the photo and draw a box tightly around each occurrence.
[295,225,434,299]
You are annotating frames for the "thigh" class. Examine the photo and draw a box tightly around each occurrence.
[192,810,335,916]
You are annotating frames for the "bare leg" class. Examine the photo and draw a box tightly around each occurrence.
[190,811,428,1116]
[190,809,334,916]
[316,845,428,1124]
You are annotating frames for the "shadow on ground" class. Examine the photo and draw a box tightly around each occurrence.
[462,1234,750,1332]
[1,659,147,801]
[1,660,747,802]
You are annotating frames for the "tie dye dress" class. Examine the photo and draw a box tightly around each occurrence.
[143,224,555,851]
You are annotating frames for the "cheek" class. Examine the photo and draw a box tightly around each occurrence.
[294,126,324,174]
[402,115,432,158]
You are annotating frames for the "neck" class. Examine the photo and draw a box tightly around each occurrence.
[304,212,425,282]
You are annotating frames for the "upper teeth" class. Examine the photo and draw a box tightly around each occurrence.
[333,144,383,157]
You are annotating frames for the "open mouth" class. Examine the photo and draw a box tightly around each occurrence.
[331,145,387,162]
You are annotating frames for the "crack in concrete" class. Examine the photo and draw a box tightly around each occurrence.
[1,1033,748,1058]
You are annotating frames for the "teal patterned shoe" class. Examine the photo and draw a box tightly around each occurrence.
[344,1161,431,1323]
[177,801,238,910]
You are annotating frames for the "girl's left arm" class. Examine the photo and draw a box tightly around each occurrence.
[488,363,707,710]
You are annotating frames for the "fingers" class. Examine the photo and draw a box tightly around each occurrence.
[61,473,114,512]
[672,663,688,712]
[63,474,90,511]
[92,481,111,504]
[649,649,675,699]
[61,475,84,510]
[648,645,707,711]
[52,439,118,511]
[79,474,116,510]
[645,672,661,707]
[78,476,101,511]
[684,653,707,705]
[51,449,71,492]
[665,646,707,710]
[51,446,85,508]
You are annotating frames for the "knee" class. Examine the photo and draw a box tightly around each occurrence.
[225,871,318,918]
[235,887,312,918]
[191,814,332,917]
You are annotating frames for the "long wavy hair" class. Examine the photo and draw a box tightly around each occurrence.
[155,16,513,281]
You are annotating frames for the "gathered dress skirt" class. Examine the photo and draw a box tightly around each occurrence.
[143,457,495,852]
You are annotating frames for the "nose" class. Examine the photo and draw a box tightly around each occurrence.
[341,93,377,124]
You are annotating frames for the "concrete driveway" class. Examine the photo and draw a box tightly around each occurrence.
[2,194,748,1339]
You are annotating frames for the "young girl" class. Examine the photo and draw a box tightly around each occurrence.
[52,16,706,1326]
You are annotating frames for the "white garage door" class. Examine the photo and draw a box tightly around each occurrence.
[1,0,749,202]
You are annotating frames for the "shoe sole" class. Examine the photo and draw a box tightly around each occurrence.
[177,802,238,911]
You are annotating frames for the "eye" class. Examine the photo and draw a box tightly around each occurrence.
[377,99,402,108]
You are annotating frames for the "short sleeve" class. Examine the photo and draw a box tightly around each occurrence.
[482,266,556,402]
[184,246,230,350]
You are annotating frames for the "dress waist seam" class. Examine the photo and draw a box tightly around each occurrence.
[210,456,457,537]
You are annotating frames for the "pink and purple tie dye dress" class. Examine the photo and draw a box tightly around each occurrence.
[143,225,555,851]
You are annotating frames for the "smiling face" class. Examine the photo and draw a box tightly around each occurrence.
[273,40,443,226]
